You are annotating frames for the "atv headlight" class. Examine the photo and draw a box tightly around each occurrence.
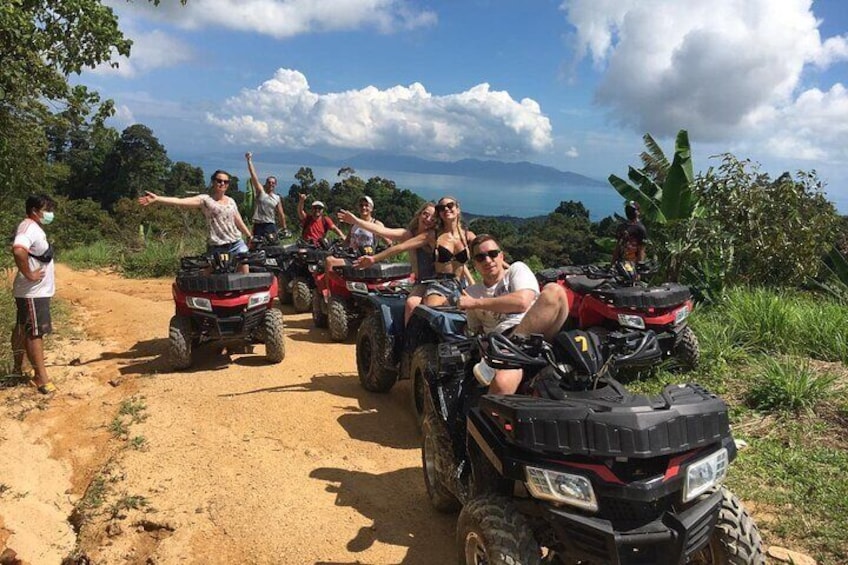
[308,263,320,272]
[674,304,690,325]
[265,258,278,266]
[346,281,368,294]
[186,296,212,312]
[247,291,271,309]
[525,466,597,512]
[618,313,645,330]
[683,448,728,502]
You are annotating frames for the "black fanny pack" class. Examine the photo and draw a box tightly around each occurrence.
[29,244,54,264]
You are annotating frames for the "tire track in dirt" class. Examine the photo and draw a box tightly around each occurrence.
[0,265,455,564]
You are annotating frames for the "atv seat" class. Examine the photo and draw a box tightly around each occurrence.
[565,275,609,294]
[336,262,412,281]
[177,272,275,293]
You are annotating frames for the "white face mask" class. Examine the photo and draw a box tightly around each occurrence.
[41,211,55,225]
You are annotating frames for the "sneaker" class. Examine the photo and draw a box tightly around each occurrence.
[473,359,496,386]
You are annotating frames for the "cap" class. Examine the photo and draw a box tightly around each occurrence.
[311,200,325,209]
[359,195,374,207]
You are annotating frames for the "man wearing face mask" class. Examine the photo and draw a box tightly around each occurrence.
[10,194,57,394]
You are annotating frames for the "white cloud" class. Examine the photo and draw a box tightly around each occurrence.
[119,0,436,38]
[112,105,136,128]
[207,68,553,160]
[565,146,579,158]
[560,0,848,165]
[91,29,192,77]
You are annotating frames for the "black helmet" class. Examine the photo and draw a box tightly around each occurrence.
[625,200,640,220]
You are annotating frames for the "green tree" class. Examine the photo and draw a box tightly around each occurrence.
[697,155,839,286]
[165,161,205,197]
[99,124,171,208]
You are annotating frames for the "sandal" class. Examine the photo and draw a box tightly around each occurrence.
[28,380,57,394]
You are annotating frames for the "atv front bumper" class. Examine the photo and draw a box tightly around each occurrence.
[191,308,265,338]
[545,488,721,565]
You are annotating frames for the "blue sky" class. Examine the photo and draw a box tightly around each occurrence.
[82,0,848,211]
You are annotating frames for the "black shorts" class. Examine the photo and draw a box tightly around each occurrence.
[15,297,53,337]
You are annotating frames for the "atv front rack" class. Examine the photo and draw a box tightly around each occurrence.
[477,383,731,458]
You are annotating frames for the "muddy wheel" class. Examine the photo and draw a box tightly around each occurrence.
[422,409,461,513]
[409,344,438,429]
[456,494,540,565]
[673,325,700,370]
[168,315,193,370]
[292,277,312,313]
[263,308,286,363]
[277,273,292,305]
[328,297,350,342]
[690,487,765,565]
[312,292,328,328]
[356,313,397,392]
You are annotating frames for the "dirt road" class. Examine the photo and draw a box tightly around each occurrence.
[0,265,455,564]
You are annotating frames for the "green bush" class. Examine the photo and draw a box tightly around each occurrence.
[747,357,837,413]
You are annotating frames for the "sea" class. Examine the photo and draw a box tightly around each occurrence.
[183,155,626,221]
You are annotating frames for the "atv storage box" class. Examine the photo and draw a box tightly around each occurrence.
[337,262,412,280]
[176,273,274,293]
[477,383,729,458]
[592,282,691,309]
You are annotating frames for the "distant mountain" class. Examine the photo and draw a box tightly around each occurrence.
[346,152,606,186]
[181,150,606,187]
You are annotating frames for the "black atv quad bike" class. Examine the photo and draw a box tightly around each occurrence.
[421,328,764,565]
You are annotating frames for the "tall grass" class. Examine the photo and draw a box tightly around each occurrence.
[0,271,16,376]
[747,357,838,413]
[60,240,119,270]
[121,240,204,278]
[717,287,848,363]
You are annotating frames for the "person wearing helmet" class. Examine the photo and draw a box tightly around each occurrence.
[612,200,647,262]
[297,193,345,244]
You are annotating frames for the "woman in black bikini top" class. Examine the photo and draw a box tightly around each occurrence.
[436,245,469,264]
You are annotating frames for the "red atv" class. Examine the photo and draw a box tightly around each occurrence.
[312,242,414,342]
[537,261,698,369]
[169,250,286,369]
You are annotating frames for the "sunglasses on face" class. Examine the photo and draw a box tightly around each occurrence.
[312,206,324,211]
[214,178,230,185]
[436,201,456,213]
[473,249,501,262]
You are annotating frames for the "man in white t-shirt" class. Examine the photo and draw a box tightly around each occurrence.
[10,194,57,394]
[458,234,571,395]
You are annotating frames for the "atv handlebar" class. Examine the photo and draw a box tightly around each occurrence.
[179,250,268,274]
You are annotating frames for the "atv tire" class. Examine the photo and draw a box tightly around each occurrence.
[673,325,700,370]
[312,292,328,328]
[356,313,397,392]
[328,297,351,342]
[422,410,461,513]
[456,494,540,565]
[263,308,286,363]
[292,276,312,313]
[277,273,292,306]
[692,487,765,564]
[168,315,193,370]
[409,344,438,429]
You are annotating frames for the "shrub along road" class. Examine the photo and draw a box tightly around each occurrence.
[0,265,454,563]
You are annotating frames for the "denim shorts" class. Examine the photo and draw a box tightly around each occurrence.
[208,240,249,255]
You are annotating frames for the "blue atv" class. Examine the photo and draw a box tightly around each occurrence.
[355,283,467,427]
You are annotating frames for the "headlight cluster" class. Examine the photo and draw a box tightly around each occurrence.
[674,304,690,325]
[683,448,728,502]
[346,281,369,294]
[617,313,645,330]
[525,466,598,512]
[186,296,212,312]
[247,291,271,309]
